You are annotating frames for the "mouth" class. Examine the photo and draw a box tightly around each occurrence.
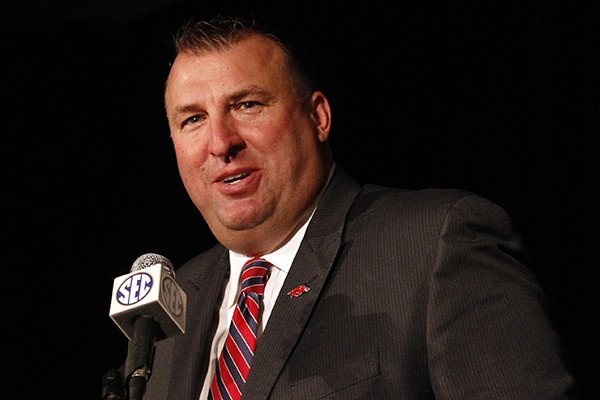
[222,171,251,184]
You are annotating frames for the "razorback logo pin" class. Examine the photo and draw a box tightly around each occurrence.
[287,285,310,298]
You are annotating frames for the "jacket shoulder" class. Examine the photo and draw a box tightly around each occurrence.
[352,185,476,218]
[348,185,515,235]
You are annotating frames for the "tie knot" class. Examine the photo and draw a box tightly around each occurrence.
[240,257,271,295]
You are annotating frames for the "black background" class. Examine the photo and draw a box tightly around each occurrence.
[3,1,598,398]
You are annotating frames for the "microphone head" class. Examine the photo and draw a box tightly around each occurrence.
[131,253,174,277]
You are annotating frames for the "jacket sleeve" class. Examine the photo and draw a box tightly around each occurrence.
[426,194,578,399]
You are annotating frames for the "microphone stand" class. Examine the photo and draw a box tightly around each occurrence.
[102,315,158,400]
[123,315,158,400]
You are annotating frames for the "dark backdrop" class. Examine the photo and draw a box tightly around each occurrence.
[3,1,598,398]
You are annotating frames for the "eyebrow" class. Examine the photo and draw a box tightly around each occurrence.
[172,103,202,115]
[228,85,273,103]
[171,85,274,117]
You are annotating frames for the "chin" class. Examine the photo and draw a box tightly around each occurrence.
[215,211,268,232]
[215,201,273,230]
[212,222,272,256]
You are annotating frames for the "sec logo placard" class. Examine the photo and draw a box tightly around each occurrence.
[161,276,184,316]
[117,272,153,305]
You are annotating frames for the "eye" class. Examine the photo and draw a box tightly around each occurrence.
[233,101,266,118]
[239,101,259,110]
[182,114,205,127]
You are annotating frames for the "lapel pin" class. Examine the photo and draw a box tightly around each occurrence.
[287,284,310,298]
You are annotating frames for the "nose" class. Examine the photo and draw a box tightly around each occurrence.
[207,115,245,162]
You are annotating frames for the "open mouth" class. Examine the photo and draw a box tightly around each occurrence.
[222,172,250,184]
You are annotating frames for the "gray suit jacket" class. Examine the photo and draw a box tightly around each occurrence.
[144,167,576,399]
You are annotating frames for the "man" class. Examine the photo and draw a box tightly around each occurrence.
[144,16,577,399]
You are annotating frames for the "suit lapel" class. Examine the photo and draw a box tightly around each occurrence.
[244,167,361,399]
[168,247,230,400]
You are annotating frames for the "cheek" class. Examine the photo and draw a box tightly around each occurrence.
[173,136,206,168]
[172,140,209,194]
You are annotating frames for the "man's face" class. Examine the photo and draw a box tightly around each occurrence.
[164,35,332,255]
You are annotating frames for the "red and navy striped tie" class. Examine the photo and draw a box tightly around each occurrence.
[208,257,271,400]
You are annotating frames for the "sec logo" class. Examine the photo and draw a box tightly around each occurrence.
[117,272,153,305]
[161,276,184,316]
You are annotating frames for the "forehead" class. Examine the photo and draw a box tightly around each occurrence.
[166,35,288,94]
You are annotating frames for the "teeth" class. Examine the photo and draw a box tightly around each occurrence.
[223,172,250,184]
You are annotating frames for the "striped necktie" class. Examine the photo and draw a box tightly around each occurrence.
[208,257,271,400]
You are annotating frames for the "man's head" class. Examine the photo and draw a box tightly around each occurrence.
[164,16,334,256]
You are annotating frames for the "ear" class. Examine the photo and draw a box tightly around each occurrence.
[310,91,332,143]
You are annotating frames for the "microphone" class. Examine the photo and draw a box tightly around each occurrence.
[108,253,187,400]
